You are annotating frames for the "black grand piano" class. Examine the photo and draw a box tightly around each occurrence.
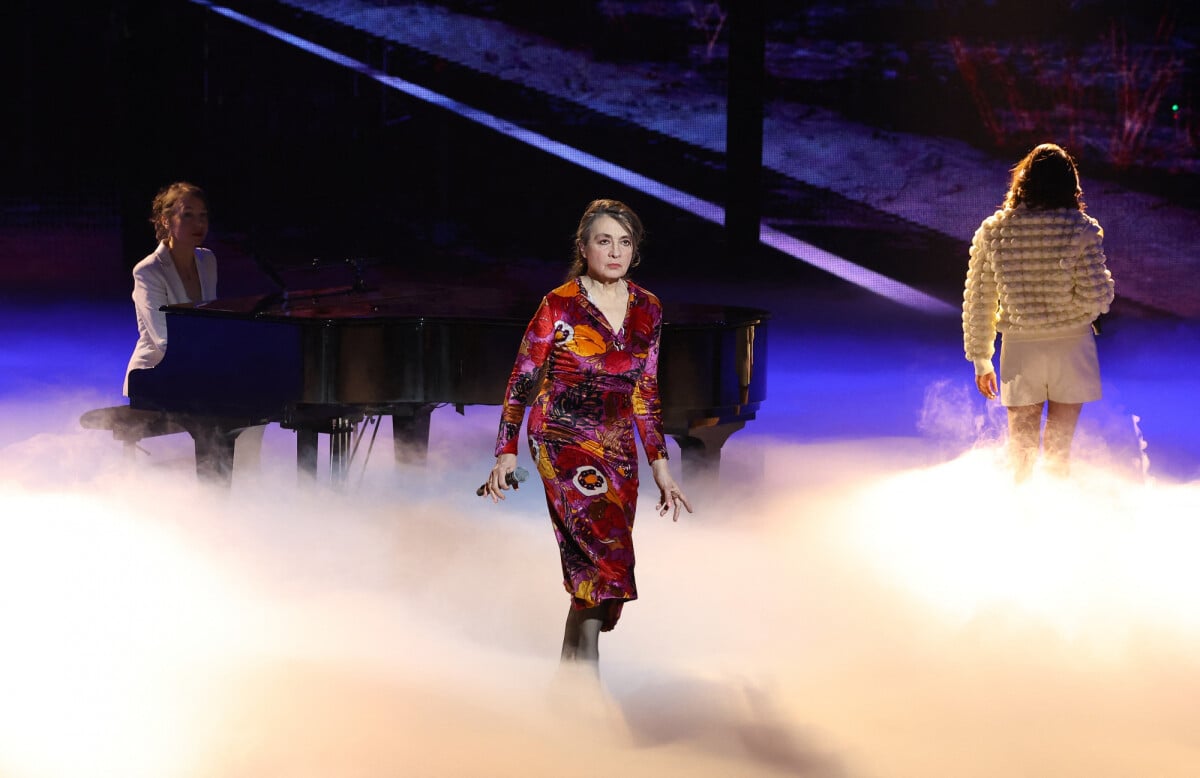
[107,281,767,486]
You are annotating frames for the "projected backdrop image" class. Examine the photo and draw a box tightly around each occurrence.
[4,0,1196,316]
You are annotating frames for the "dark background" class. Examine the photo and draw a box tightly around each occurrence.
[3,0,1195,306]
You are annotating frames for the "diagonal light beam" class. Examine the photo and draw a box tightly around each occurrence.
[190,0,956,314]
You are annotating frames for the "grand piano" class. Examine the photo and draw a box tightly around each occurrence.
[115,280,768,486]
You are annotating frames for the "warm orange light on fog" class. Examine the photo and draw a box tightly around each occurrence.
[0,490,258,778]
[0,438,1197,778]
[848,450,1200,645]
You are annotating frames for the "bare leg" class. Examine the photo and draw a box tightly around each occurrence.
[1043,401,1083,477]
[560,602,608,668]
[1007,403,1044,483]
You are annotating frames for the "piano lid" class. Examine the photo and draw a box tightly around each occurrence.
[131,280,769,419]
[175,283,770,329]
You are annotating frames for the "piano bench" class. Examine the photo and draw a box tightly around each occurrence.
[80,405,189,449]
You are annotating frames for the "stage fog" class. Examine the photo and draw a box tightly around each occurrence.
[3,1,1198,776]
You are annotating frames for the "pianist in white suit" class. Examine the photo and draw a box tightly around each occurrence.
[123,181,218,395]
[122,181,263,471]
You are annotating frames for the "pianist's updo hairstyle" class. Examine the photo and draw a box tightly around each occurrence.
[1002,143,1085,212]
[568,198,645,279]
[149,181,209,242]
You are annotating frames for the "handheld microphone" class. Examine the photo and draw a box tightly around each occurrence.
[477,466,529,496]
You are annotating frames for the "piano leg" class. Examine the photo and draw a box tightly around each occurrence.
[392,404,434,465]
[297,429,319,482]
[670,421,746,487]
[190,425,242,486]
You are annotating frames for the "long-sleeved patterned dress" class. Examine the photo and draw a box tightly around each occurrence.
[495,277,669,630]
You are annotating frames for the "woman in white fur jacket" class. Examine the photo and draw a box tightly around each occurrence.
[962,143,1115,479]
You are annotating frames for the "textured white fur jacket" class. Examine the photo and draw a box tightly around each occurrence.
[962,206,1115,376]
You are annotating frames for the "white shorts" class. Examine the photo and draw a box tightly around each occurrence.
[999,327,1102,407]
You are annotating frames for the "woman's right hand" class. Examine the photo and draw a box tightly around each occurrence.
[482,453,520,502]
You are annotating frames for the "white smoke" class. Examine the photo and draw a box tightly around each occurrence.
[1,394,1198,778]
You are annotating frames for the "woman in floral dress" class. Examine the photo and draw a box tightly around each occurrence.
[482,199,691,667]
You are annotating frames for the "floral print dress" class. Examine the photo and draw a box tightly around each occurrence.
[496,277,669,630]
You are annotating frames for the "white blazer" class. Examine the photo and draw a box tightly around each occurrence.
[123,241,218,395]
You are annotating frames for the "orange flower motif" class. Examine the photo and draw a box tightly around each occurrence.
[580,439,606,459]
[572,465,609,496]
[574,579,596,602]
[568,324,607,356]
[632,388,649,416]
[532,439,555,481]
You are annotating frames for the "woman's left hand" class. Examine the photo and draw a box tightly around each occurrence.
[975,371,997,400]
[651,458,692,522]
